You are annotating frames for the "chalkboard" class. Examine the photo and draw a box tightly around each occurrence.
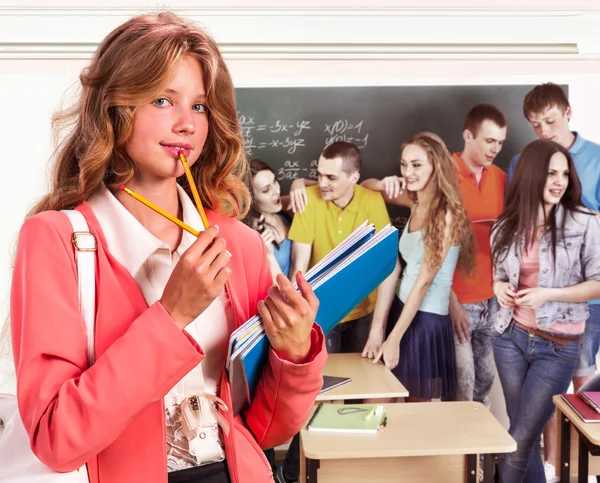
[235,85,566,229]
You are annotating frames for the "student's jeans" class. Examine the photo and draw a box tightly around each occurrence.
[454,297,497,408]
[493,321,582,483]
[281,313,373,482]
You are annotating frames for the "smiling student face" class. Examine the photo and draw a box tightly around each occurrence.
[464,119,507,168]
[126,55,209,182]
[400,143,434,193]
[317,156,357,202]
[527,105,572,149]
[543,151,570,210]
[252,169,282,214]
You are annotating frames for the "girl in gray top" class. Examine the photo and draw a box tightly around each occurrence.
[491,139,600,483]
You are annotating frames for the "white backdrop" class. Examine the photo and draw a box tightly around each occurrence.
[1,2,599,417]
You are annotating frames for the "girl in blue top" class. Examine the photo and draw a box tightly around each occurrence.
[246,159,294,280]
[366,132,475,401]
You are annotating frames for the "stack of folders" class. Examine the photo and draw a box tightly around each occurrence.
[226,221,399,414]
[561,393,600,423]
[306,403,388,434]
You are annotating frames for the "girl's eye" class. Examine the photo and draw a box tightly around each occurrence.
[193,103,207,113]
[153,98,171,107]
[413,163,421,168]
[547,120,554,124]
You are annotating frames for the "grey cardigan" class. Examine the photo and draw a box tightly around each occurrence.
[492,205,600,333]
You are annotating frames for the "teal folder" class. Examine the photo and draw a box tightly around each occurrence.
[227,222,398,414]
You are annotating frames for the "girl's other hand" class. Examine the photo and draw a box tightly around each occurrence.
[259,272,319,364]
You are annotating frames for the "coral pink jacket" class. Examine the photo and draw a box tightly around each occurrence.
[11,203,326,483]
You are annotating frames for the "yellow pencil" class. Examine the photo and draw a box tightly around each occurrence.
[178,152,210,231]
[364,406,378,421]
[178,152,234,257]
[120,185,232,257]
[120,185,200,236]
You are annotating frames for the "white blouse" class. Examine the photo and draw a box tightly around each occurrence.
[88,184,235,471]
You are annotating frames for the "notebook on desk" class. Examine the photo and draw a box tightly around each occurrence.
[306,403,387,433]
[320,375,352,394]
[562,394,600,423]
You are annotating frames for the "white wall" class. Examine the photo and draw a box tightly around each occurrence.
[1,3,599,413]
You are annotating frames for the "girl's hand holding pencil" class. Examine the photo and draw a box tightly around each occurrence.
[119,151,235,329]
[159,225,232,330]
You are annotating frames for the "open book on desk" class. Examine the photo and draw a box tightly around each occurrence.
[226,222,398,414]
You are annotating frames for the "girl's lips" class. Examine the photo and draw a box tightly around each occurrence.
[161,145,192,157]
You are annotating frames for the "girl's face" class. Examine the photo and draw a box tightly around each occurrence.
[543,151,569,209]
[252,169,282,214]
[400,143,434,193]
[126,55,209,183]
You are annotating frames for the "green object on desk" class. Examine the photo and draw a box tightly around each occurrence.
[306,403,387,433]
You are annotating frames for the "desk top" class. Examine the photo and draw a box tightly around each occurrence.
[554,395,600,445]
[301,401,516,459]
[318,353,409,401]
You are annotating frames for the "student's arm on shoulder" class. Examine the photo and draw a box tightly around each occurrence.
[366,190,392,232]
[11,213,203,472]
[283,177,318,215]
[361,176,412,207]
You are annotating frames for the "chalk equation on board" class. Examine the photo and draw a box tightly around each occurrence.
[238,113,370,182]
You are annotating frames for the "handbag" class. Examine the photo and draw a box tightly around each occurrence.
[0,210,96,482]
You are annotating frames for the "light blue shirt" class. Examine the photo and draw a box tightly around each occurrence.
[507,132,600,304]
[273,214,291,277]
[397,218,460,316]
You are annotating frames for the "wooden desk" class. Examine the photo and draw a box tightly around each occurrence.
[553,395,600,482]
[300,401,516,483]
[318,353,408,403]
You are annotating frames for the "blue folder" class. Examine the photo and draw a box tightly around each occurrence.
[228,223,399,414]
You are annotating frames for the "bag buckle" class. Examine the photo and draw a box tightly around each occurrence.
[72,231,97,252]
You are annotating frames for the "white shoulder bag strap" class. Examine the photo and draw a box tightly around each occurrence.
[62,210,97,367]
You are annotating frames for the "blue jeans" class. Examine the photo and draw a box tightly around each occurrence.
[575,304,600,377]
[454,298,497,408]
[493,322,582,483]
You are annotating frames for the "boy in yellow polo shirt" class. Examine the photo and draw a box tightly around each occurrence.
[276,141,397,483]
[288,141,395,353]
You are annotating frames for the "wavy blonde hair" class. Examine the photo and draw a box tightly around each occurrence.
[402,132,476,275]
[29,11,249,218]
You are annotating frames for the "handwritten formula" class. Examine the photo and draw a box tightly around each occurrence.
[239,113,370,182]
